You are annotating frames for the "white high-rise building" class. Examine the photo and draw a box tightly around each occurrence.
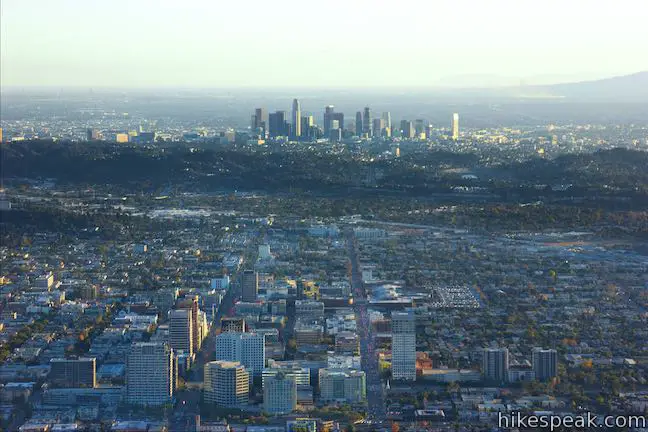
[391,311,416,380]
[264,372,297,414]
[126,342,175,406]
[292,99,301,139]
[532,348,558,381]
[168,309,193,356]
[215,332,265,377]
[451,113,459,140]
[482,348,509,383]
[204,360,249,407]
[318,369,366,403]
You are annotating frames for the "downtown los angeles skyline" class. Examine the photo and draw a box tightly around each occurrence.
[1,0,648,88]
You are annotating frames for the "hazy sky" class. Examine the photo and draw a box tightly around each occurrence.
[1,0,647,88]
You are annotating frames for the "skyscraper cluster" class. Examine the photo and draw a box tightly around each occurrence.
[251,101,459,142]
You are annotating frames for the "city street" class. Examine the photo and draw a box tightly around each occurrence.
[347,230,386,422]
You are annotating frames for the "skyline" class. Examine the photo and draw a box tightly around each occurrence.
[2,0,648,88]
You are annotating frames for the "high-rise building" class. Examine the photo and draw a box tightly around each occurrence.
[482,348,509,383]
[253,108,268,134]
[262,365,310,390]
[329,128,342,142]
[332,112,344,131]
[355,112,363,136]
[323,106,335,135]
[269,111,289,138]
[215,332,265,377]
[401,120,415,139]
[168,309,194,356]
[126,342,175,406]
[221,317,246,333]
[532,348,558,381]
[452,113,459,140]
[372,118,384,137]
[363,107,372,136]
[425,124,434,139]
[241,270,259,302]
[176,295,204,353]
[382,112,392,131]
[415,119,425,135]
[264,372,297,414]
[318,369,366,403]
[301,115,314,140]
[204,360,249,407]
[391,311,416,380]
[49,357,96,388]
[292,99,301,139]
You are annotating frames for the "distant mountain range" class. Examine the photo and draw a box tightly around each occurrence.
[437,72,648,101]
[540,71,648,100]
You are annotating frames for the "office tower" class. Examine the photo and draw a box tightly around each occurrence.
[415,119,425,135]
[176,295,204,352]
[264,372,297,414]
[215,332,265,377]
[372,118,384,137]
[382,112,392,131]
[391,311,416,380]
[221,317,246,333]
[301,115,314,140]
[269,111,288,138]
[292,99,301,139]
[532,348,558,381]
[452,113,459,140]
[204,360,249,407]
[49,357,96,388]
[482,348,509,383]
[363,107,372,136]
[126,342,175,406]
[262,364,310,390]
[323,105,335,135]
[331,112,344,131]
[355,112,363,136]
[425,124,434,139]
[251,108,267,137]
[318,369,366,403]
[168,309,194,356]
[253,108,267,130]
[241,270,259,302]
[401,120,415,139]
[329,128,342,142]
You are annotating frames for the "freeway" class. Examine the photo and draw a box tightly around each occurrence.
[347,230,386,422]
